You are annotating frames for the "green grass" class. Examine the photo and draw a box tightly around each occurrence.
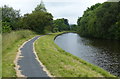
[2,30,37,77]
[35,32,115,77]
[0,34,2,77]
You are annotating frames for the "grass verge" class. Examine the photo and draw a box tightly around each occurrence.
[2,30,37,77]
[35,32,115,77]
[0,34,2,77]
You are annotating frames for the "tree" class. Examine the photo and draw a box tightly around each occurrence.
[53,18,70,32]
[34,0,47,12]
[22,11,53,33]
[2,5,20,30]
[70,24,78,31]
[18,0,53,34]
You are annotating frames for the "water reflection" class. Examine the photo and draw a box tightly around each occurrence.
[54,33,120,76]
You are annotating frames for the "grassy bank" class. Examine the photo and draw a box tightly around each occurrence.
[2,30,37,77]
[35,32,115,77]
[0,34,2,77]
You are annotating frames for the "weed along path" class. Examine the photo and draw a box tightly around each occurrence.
[15,35,51,77]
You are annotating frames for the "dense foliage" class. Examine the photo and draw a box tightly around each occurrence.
[21,2,53,33]
[70,24,78,31]
[53,18,70,32]
[21,11,53,33]
[1,5,20,33]
[34,0,47,12]
[77,2,120,40]
[1,1,72,34]
[1,1,53,34]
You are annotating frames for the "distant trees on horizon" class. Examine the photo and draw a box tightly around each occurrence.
[53,18,70,32]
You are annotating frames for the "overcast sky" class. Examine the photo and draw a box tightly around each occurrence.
[0,0,108,24]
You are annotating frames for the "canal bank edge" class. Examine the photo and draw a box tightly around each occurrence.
[54,31,77,40]
[34,32,116,77]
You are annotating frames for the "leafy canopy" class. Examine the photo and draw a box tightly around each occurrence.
[34,0,47,12]
[53,18,70,32]
[77,2,120,40]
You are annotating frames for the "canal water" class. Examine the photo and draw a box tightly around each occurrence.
[54,33,120,77]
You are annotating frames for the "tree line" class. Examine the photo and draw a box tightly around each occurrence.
[1,1,71,34]
[1,1,120,40]
[53,18,70,32]
[77,2,120,40]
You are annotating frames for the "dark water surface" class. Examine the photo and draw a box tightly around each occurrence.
[54,33,120,77]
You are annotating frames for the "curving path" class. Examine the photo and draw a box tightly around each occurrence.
[17,36,49,77]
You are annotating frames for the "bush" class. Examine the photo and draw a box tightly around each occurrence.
[2,22,12,33]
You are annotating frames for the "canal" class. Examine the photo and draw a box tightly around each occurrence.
[54,33,120,77]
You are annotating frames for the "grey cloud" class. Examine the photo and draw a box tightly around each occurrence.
[107,0,120,2]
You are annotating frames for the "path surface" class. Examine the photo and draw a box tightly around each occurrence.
[18,36,49,77]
